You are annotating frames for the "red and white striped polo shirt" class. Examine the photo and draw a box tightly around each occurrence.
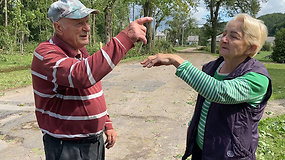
[31,32,133,139]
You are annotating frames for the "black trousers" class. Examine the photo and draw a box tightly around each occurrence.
[43,133,105,160]
[191,142,203,160]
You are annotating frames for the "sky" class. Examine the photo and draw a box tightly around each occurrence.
[193,0,285,25]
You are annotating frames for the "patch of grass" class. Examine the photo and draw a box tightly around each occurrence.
[145,119,157,123]
[0,53,33,72]
[0,69,32,91]
[121,54,150,63]
[255,51,273,62]
[174,47,190,51]
[256,114,285,160]
[265,63,285,100]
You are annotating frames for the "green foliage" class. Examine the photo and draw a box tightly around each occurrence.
[166,10,197,46]
[261,42,272,52]
[153,40,175,53]
[258,13,285,36]
[256,114,285,160]
[272,28,285,63]
[123,40,174,59]
[0,26,15,51]
[204,43,219,54]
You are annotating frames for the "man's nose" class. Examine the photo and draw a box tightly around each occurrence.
[83,23,90,32]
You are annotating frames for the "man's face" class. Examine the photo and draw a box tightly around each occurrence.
[56,16,90,49]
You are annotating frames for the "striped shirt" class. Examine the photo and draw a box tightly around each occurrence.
[176,61,269,149]
[31,32,133,139]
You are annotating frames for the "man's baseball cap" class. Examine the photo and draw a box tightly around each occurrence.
[48,0,99,23]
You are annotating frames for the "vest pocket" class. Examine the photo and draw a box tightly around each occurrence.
[231,136,252,158]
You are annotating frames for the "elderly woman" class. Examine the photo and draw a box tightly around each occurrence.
[141,13,272,160]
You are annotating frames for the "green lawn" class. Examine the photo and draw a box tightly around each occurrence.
[255,51,285,100]
[265,63,285,100]
[256,114,285,159]
[255,51,272,62]
[0,53,33,72]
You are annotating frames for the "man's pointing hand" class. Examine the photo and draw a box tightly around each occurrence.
[123,17,153,44]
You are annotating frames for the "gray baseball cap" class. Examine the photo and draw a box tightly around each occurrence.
[48,0,99,23]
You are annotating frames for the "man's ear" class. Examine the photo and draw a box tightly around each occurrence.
[54,22,63,36]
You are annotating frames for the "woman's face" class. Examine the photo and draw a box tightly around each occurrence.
[219,20,251,60]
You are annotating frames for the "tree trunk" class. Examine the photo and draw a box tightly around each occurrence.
[5,0,8,27]
[92,14,96,46]
[210,0,222,54]
[20,31,24,54]
[14,22,18,45]
[89,0,96,47]
[104,0,116,44]
[132,3,135,21]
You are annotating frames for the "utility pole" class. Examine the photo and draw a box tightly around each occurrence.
[153,18,155,47]
[132,3,135,21]
[182,24,184,46]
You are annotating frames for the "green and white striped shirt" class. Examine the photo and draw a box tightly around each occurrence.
[175,61,269,150]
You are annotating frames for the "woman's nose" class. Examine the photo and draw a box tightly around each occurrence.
[220,35,228,43]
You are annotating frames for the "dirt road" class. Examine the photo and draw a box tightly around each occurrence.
[0,50,284,160]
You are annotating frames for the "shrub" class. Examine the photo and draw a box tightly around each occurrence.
[261,42,272,51]
[272,28,285,63]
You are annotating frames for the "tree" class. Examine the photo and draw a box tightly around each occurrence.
[166,10,196,46]
[272,28,285,63]
[258,13,285,36]
[135,0,197,53]
[204,0,267,53]
[104,0,117,43]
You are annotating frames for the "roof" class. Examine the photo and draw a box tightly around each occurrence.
[187,36,199,42]
[266,37,275,43]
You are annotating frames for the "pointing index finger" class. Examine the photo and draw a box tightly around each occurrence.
[135,17,153,25]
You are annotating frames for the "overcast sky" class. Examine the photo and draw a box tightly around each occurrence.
[193,0,285,25]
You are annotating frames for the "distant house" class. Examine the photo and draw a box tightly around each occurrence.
[266,36,275,45]
[154,32,166,40]
[207,34,223,43]
[187,36,199,45]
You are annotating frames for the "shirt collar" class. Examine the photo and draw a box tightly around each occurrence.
[51,34,87,58]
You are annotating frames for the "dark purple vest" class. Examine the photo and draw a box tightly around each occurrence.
[182,57,272,160]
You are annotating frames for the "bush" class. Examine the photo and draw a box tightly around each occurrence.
[261,42,272,51]
[205,43,220,54]
[272,28,285,63]
[153,40,175,53]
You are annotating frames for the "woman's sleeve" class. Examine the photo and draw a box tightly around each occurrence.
[175,61,269,105]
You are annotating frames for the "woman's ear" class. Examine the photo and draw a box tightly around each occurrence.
[246,45,257,56]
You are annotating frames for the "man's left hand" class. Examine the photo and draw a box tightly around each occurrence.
[104,129,117,149]
[122,17,153,44]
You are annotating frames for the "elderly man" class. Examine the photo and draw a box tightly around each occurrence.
[31,0,152,159]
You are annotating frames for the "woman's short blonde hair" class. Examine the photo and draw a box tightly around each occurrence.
[227,13,268,57]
